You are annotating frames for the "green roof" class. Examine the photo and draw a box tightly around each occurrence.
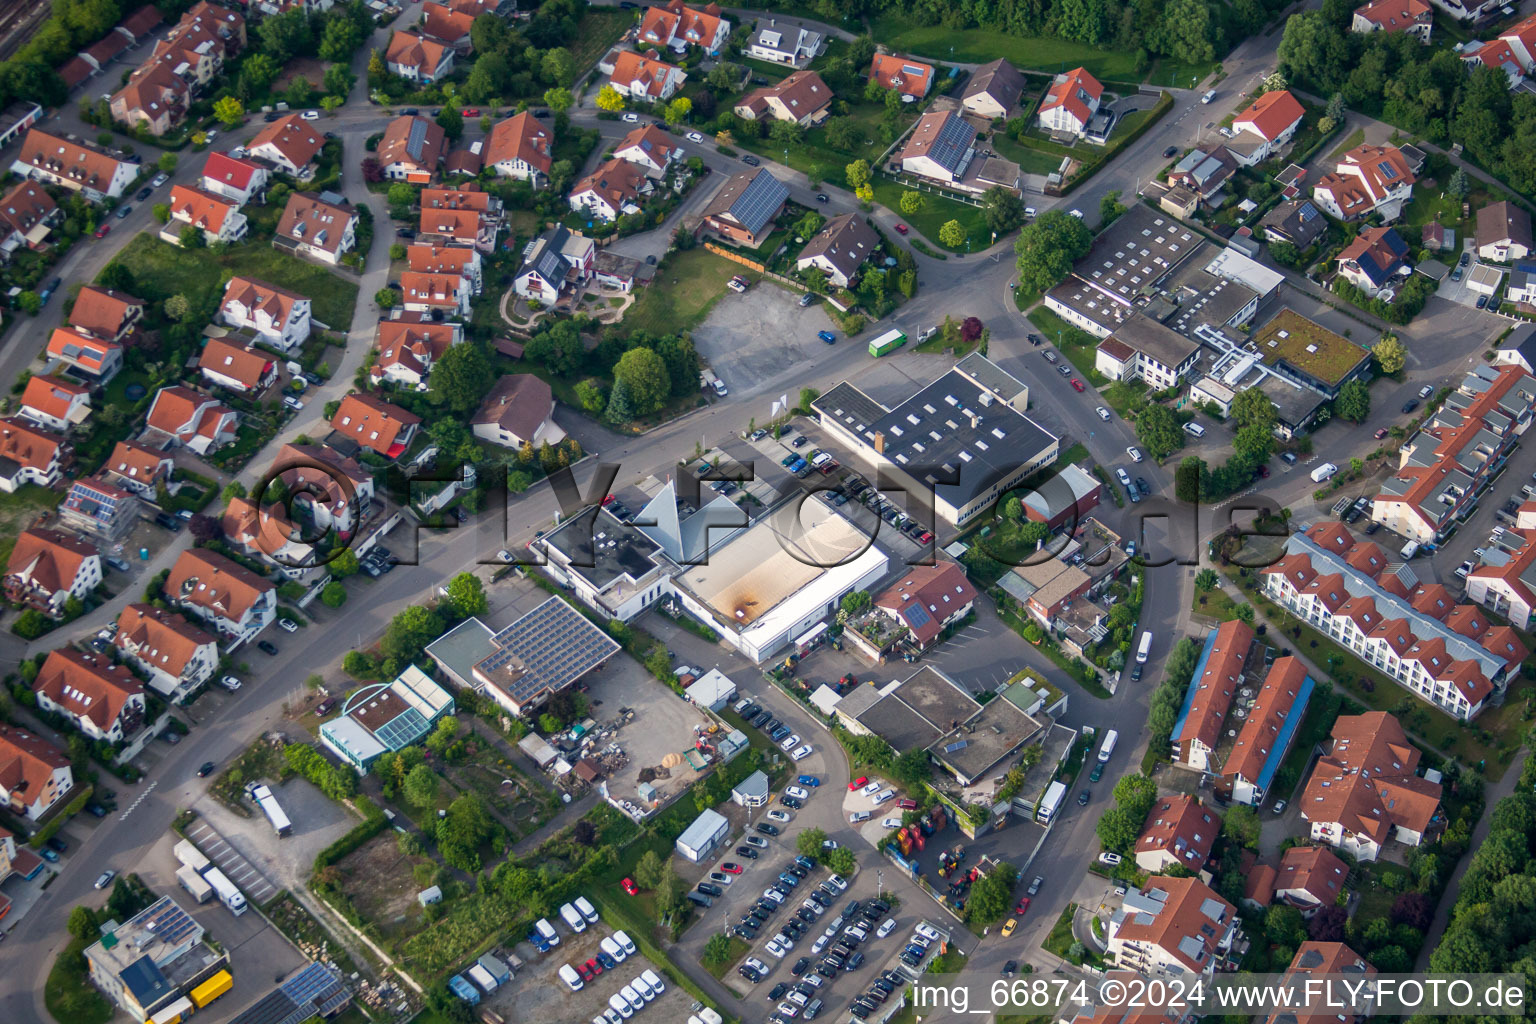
[1254,309,1370,387]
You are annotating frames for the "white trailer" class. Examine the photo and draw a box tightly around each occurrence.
[201,866,248,916]
[176,865,214,904]
[251,783,293,838]
[1036,780,1067,824]
[466,964,499,994]
[173,839,209,872]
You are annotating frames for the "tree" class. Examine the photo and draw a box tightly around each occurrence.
[654,865,686,919]
[855,183,873,204]
[1195,568,1219,590]
[899,190,923,215]
[824,847,856,875]
[1096,806,1142,853]
[634,849,666,890]
[824,116,861,152]
[1014,210,1093,294]
[939,220,966,248]
[381,605,442,664]
[663,96,694,126]
[15,290,39,315]
[769,118,803,146]
[706,62,741,92]
[1233,421,1275,463]
[323,63,354,99]
[596,84,625,112]
[321,581,348,608]
[443,572,487,618]
[1335,379,1371,423]
[1448,167,1470,200]
[840,589,871,616]
[330,548,359,578]
[403,763,439,807]
[436,104,463,141]
[375,287,399,309]
[796,828,828,861]
[179,225,205,249]
[436,794,496,872]
[187,513,220,542]
[1230,386,1278,431]
[1224,804,1262,848]
[542,47,576,87]
[543,87,572,114]
[163,293,191,321]
[702,933,734,966]
[574,378,606,413]
[964,863,1019,925]
[151,202,170,224]
[1003,495,1023,521]
[982,186,1025,234]
[1135,404,1184,460]
[212,96,244,128]
[845,159,871,190]
[1373,334,1407,375]
[68,905,97,941]
[1308,904,1348,942]
[605,376,636,424]
[432,342,493,414]
[613,347,671,416]
[892,748,931,787]
[1259,70,1288,94]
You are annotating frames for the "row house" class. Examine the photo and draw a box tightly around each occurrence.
[1107,876,1237,977]
[328,393,420,460]
[638,0,730,55]
[408,243,482,293]
[46,326,123,382]
[1171,620,1254,773]
[247,115,325,177]
[608,50,686,103]
[1312,142,1416,222]
[165,547,277,643]
[1372,363,1536,543]
[114,603,219,701]
[0,725,74,821]
[163,184,248,246]
[1134,795,1221,874]
[568,158,650,223]
[1274,846,1349,913]
[19,374,91,433]
[100,439,173,497]
[111,2,245,136]
[0,417,68,492]
[199,335,279,393]
[59,477,138,544]
[69,285,144,343]
[0,180,61,259]
[142,385,239,454]
[1263,522,1527,720]
[483,112,552,186]
[400,271,471,317]
[1224,656,1315,807]
[370,314,462,390]
[218,276,312,352]
[201,151,269,205]
[34,649,145,744]
[1300,711,1441,861]
[419,186,500,251]
[3,528,101,617]
[386,31,455,83]
[277,190,356,265]
[266,443,373,535]
[377,114,446,183]
[11,130,138,202]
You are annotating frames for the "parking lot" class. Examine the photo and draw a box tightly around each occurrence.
[188,775,358,895]
[486,921,694,1024]
[691,285,846,397]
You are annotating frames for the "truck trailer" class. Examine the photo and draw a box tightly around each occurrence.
[867,329,907,357]
[1036,780,1067,824]
[251,783,293,838]
[173,839,209,872]
[176,865,214,904]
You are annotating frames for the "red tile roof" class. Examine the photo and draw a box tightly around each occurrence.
[20,374,88,424]
[1040,66,1103,126]
[1234,89,1304,142]
[329,392,421,457]
[35,648,143,733]
[483,111,552,174]
[870,53,935,98]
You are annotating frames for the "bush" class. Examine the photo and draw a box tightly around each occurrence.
[320,582,348,607]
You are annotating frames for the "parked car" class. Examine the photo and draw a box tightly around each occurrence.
[94,869,116,889]
[257,640,279,655]
[278,618,299,633]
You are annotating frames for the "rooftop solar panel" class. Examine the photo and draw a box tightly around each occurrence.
[728,169,790,236]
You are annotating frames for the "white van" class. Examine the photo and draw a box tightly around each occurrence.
[536,918,560,947]
[699,1009,724,1024]
[1136,631,1153,664]
[574,896,598,923]
[850,810,871,823]
[1311,462,1338,483]
[559,964,583,991]
[614,929,637,956]
[559,903,587,933]
[1098,729,1119,763]
[620,985,644,1012]
[608,994,633,1019]
[1201,89,1216,103]
[1183,421,1205,438]
[601,936,626,963]
[642,969,664,994]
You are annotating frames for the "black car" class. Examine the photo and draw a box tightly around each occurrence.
[1136,477,1151,497]
[533,109,551,118]
[796,907,815,923]
[1402,399,1420,414]
[816,193,829,203]
[1364,521,1382,535]
[740,965,764,982]
[258,640,279,655]
[742,154,761,165]
[396,227,416,238]
[136,186,153,201]
[45,836,67,853]
[817,962,838,978]
[737,846,759,859]
[756,823,780,836]
[768,982,789,1000]
[788,864,809,878]
[197,761,216,777]
[86,803,108,818]
[1163,145,1179,158]
[791,957,810,977]
[698,882,723,897]
[873,978,896,994]
[1078,789,1091,805]
[155,511,182,530]
[1130,662,1144,682]
[263,111,281,121]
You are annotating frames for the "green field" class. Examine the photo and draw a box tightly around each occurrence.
[991,133,1068,176]
[623,247,759,335]
[571,8,633,77]
[869,178,990,251]
[735,101,914,187]
[869,15,1139,79]
[109,234,360,328]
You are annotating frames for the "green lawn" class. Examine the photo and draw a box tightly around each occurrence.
[991,133,1067,176]
[1027,306,1109,384]
[45,935,113,1024]
[0,484,61,568]
[1328,128,1366,163]
[869,177,989,251]
[869,14,1137,79]
[623,247,758,335]
[110,234,360,328]
[735,101,914,188]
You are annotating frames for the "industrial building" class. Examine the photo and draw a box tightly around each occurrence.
[675,807,731,862]
[84,895,230,1022]
[319,665,456,773]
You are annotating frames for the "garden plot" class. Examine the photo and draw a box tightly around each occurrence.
[332,831,437,942]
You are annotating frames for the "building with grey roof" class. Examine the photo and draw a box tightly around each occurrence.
[85,896,227,1021]
[464,597,622,716]
[961,58,1025,120]
[1095,313,1203,388]
[1044,204,1205,339]
[702,167,789,248]
[795,212,880,288]
[675,807,730,862]
[541,506,675,621]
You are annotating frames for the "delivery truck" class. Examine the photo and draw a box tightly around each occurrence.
[1036,780,1066,824]
[201,866,247,916]
[867,328,907,358]
[251,783,292,838]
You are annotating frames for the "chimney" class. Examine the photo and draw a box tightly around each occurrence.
[967,411,980,429]
[873,431,885,454]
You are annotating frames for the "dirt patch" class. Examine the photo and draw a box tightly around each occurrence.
[275,57,325,91]
[334,832,432,940]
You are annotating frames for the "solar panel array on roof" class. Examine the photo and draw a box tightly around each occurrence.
[901,601,932,631]
[406,118,429,160]
[142,899,198,947]
[481,596,620,702]
[728,169,790,236]
[925,114,976,174]
[281,962,349,1016]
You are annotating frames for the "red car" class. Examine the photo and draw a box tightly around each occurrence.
[576,961,595,982]
[1070,378,1086,392]
[895,224,908,235]
[849,776,868,791]
[586,957,603,978]
[94,223,111,238]
[918,532,932,544]
[720,862,743,873]
[602,493,617,506]
[621,877,638,895]
[1374,427,1389,439]
[1015,896,1031,915]
[462,108,480,116]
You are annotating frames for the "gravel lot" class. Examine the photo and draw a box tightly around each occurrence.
[190,776,357,894]
[487,925,691,1024]
[691,285,843,397]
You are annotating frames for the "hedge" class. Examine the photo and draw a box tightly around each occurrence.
[1060,92,1175,196]
[314,796,388,869]
[30,786,93,847]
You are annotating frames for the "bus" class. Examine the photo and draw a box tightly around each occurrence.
[1136,631,1153,663]
[868,329,907,357]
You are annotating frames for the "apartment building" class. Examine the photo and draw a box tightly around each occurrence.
[1300,711,1441,861]
[1107,876,1237,977]
[164,547,277,643]
[114,603,219,701]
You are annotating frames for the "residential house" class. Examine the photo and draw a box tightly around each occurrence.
[276,191,357,265]
[1106,876,1237,977]
[247,115,325,177]
[637,0,730,55]
[869,53,933,100]
[1037,67,1103,138]
[407,243,482,292]
[19,375,90,433]
[1094,314,1202,389]
[163,184,248,245]
[46,327,123,382]
[1300,711,1442,861]
[1312,143,1416,222]
[1336,225,1409,296]
[114,603,219,701]
[68,285,143,342]
[165,547,278,642]
[614,124,681,178]
[11,129,137,201]
[795,212,880,288]
[1475,200,1532,261]
[1134,795,1221,873]
[200,151,268,205]
[1463,12,1536,80]
[961,58,1025,120]
[483,112,552,185]
[198,336,279,393]
[34,649,145,743]
[1003,556,1092,628]
[376,115,446,183]
[744,19,822,66]
[872,562,977,651]
[1262,943,1377,1024]
[898,109,978,186]
[400,271,472,316]
[59,477,138,543]
[221,495,310,567]
[0,418,68,492]
[609,50,686,103]
[471,374,565,448]
[386,31,454,83]
[733,70,832,126]
[100,440,172,497]
[110,59,189,137]
[569,158,650,223]
[1228,89,1305,167]
[266,443,373,534]
[3,528,101,617]
[142,385,239,454]
[513,226,596,303]
[1225,656,1315,807]
[0,726,74,820]
[370,315,462,389]
[1466,525,1536,628]
[1261,198,1327,249]
[0,181,60,259]
[1352,0,1432,40]
[218,276,312,351]
[328,393,421,459]
[1274,846,1349,912]
[1171,621,1255,773]
[419,1,474,49]
[701,167,789,248]
[1165,146,1237,205]
[419,187,501,251]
